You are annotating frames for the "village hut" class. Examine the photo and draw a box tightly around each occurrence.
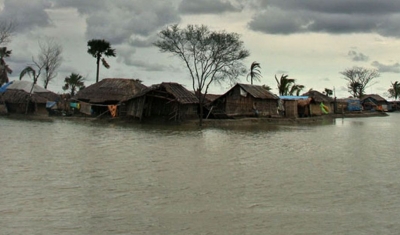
[0,80,59,115]
[388,101,400,111]
[125,82,199,121]
[211,83,279,118]
[335,98,362,113]
[278,96,309,118]
[361,94,389,111]
[73,78,146,117]
[302,90,334,115]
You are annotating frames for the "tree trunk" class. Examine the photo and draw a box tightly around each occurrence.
[96,56,100,83]
[199,101,203,126]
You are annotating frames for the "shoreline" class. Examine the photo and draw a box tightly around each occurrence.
[1,111,389,126]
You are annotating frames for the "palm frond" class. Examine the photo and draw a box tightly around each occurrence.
[19,66,36,81]
[102,58,110,69]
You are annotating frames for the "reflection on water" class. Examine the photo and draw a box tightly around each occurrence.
[1,114,400,234]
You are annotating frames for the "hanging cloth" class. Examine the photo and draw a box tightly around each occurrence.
[108,105,118,117]
[80,103,92,115]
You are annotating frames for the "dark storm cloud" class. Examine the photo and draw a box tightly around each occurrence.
[53,0,181,45]
[257,0,400,14]
[371,61,400,73]
[248,0,400,37]
[348,50,369,62]
[0,0,52,32]
[178,0,241,14]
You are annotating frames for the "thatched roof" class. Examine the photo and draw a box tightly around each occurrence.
[159,82,199,104]
[361,94,387,102]
[302,90,334,103]
[227,83,279,100]
[130,82,199,104]
[74,78,147,103]
[205,94,221,103]
[0,81,58,103]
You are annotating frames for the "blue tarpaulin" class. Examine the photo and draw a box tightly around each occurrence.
[279,96,309,100]
[46,101,57,109]
[347,99,362,111]
[0,81,13,93]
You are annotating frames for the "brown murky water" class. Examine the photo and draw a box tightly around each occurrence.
[1,114,400,234]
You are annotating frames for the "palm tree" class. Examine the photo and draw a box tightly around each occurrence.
[262,84,272,91]
[0,47,12,86]
[62,73,85,97]
[324,88,333,97]
[19,66,42,114]
[388,81,400,100]
[246,61,262,85]
[289,84,305,96]
[275,74,295,96]
[20,66,40,84]
[87,39,116,83]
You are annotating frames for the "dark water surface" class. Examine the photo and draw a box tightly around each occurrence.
[1,114,400,234]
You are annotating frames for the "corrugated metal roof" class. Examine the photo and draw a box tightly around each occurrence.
[235,83,279,99]
[74,78,147,103]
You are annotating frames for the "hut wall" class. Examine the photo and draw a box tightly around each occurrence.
[0,104,7,114]
[35,104,48,115]
[336,102,347,113]
[181,104,198,119]
[5,102,48,114]
[127,96,198,120]
[126,96,146,118]
[309,103,333,116]
[283,100,298,118]
[224,87,277,117]
[6,103,29,113]
[148,98,197,120]
[310,104,322,116]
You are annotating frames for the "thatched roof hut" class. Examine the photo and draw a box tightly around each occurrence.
[211,83,279,117]
[126,82,199,121]
[72,78,147,117]
[302,90,334,115]
[278,96,310,118]
[0,80,59,114]
[73,78,147,104]
[302,90,334,103]
[361,94,388,111]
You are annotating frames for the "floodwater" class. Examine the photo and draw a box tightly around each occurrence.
[1,113,400,235]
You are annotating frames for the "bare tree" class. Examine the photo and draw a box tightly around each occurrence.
[36,37,63,89]
[154,24,249,125]
[0,21,14,45]
[340,67,380,99]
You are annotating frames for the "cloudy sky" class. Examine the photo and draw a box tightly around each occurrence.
[2,0,400,99]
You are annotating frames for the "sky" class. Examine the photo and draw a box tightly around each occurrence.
[2,0,400,99]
